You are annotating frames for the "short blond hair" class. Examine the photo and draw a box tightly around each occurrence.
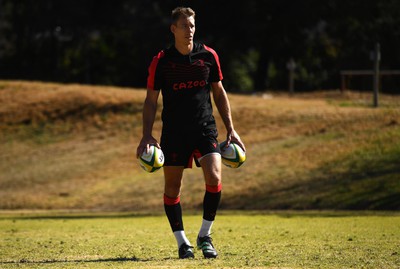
[171,7,195,24]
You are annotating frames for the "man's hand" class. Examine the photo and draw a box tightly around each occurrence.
[136,135,161,158]
[226,129,246,152]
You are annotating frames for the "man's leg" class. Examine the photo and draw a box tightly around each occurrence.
[163,166,193,259]
[197,154,222,258]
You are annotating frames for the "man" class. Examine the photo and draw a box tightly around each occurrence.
[136,7,245,259]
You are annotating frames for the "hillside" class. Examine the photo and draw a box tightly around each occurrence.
[1,80,399,211]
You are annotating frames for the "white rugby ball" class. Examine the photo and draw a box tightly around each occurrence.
[220,141,246,168]
[139,145,164,173]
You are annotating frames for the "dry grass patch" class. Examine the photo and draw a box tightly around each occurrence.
[1,81,399,211]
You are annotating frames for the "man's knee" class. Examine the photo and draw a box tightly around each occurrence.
[206,174,221,186]
[200,154,222,186]
[164,166,184,197]
[164,180,182,198]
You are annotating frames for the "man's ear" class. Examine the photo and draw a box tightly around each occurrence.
[170,24,176,34]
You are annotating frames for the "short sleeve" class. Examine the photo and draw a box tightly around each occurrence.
[147,50,165,91]
[203,45,223,82]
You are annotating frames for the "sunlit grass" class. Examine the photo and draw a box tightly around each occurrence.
[0,212,399,269]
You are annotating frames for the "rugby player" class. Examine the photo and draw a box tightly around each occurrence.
[137,6,245,259]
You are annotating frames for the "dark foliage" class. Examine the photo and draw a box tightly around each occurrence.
[0,0,399,92]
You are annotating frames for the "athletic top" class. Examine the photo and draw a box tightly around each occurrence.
[147,42,223,131]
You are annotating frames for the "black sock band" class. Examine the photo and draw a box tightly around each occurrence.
[164,195,184,232]
[203,188,221,221]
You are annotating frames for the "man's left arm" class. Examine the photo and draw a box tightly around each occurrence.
[211,81,246,151]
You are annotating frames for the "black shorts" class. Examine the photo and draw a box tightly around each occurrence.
[161,124,221,168]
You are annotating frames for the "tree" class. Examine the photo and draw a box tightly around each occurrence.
[0,0,399,92]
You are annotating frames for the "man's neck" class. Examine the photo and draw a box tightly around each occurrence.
[175,42,193,55]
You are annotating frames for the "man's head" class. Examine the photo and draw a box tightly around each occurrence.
[171,7,195,25]
[171,7,196,46]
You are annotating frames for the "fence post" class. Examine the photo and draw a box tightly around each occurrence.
[373,43,380,107]
[287,58,296,95]
[340,73,346,92]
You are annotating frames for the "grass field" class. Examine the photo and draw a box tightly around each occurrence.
[1,81,400,268]
[1,80,399,211]
[0,211,399,269]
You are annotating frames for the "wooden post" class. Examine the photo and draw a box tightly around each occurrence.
[340,73,345,92]
[373,43,380,107]
[286,58,296,95]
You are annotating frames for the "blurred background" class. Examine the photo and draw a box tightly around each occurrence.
[1,0,399,93]
[1,0,399,211]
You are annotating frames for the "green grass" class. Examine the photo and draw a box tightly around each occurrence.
[0,212,399,269]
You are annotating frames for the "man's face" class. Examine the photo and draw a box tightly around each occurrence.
[171,15,195,45]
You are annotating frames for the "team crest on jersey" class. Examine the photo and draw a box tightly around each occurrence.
[194,59,205,66]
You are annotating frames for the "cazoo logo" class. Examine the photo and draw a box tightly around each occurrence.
[173,80,206,90]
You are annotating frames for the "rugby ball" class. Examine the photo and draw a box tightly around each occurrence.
[220,141,246,168]
[139,145,164,173]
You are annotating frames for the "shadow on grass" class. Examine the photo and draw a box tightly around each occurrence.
[0,212,164,220]
[0,256,174,264]
[223,147,400,211]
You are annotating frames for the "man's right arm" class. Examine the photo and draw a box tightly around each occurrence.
[136,89,160,158]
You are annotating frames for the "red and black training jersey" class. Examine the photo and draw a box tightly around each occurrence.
[147,42,223,131]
